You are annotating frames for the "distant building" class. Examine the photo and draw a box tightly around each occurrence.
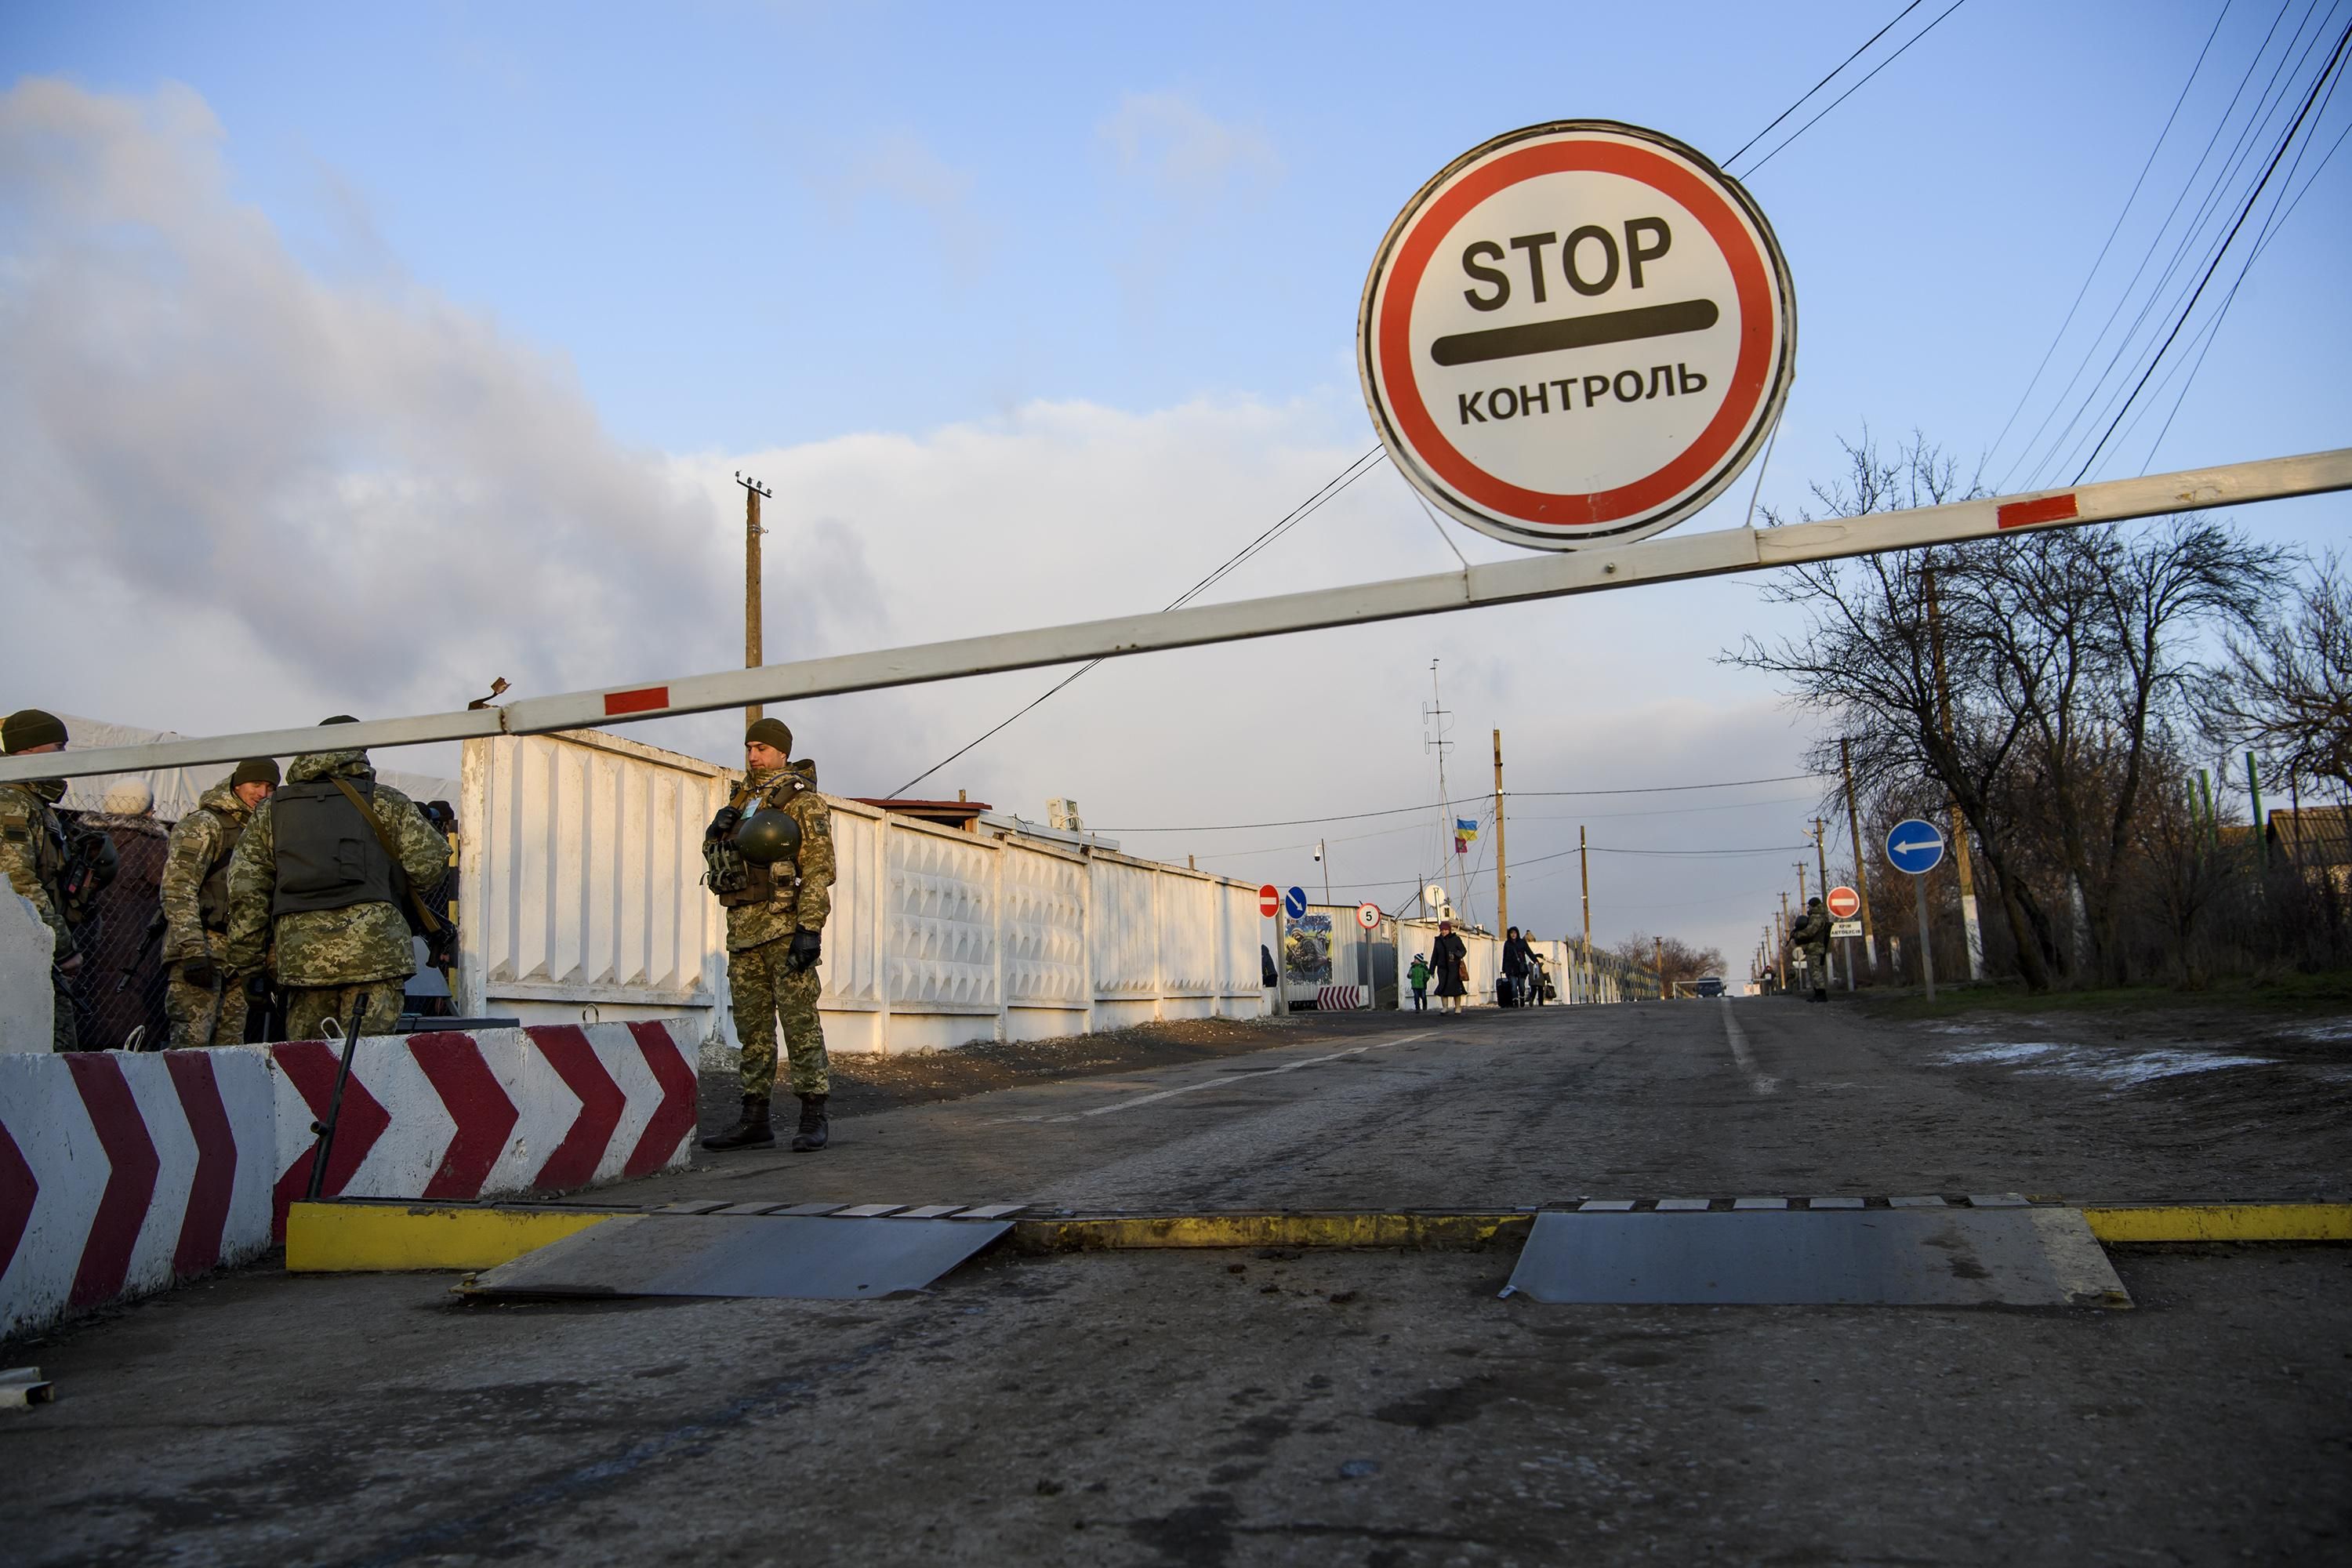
[2267,805,2352,891]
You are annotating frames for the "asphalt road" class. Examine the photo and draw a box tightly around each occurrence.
[9,999,2349,1566]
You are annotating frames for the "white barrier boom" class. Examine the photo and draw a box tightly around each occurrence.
[7,448,2348,785]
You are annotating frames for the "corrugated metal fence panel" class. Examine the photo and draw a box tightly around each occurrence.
[1221,881,1261,998]
[460,732,725,1010]
[1090,859,1158,999]
[887,821,999,1014]
[1003,842,1087,1008]
[822,805,884,1009]
[1156,873,1219,998]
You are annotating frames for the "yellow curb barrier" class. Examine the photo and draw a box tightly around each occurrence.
[286,1201,627,1273]
[2082,1203,2352,1244]
[1008,1212,1528,1254]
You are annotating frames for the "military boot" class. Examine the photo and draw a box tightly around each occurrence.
[790,1093,830,1152]
[702,1095,774,1150]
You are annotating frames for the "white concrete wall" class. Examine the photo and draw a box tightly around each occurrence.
[456,731,1266,1054]
[0,891,55,1054]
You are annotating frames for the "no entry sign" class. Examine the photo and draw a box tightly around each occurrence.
[1359,121,1795,550]
[1825,884,1861,920]
[1259,884,1280,918]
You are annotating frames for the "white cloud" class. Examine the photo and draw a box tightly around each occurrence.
[823,129,994,281]
[1,79,1824,970]
[1100,90,1281,199]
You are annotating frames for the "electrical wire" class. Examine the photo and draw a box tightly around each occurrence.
[1735,0,1973,177]
[1095,773,1831,833]
[1721,1,1925,169]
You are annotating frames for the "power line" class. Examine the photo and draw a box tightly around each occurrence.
[1735,0,1973,177]
[1095,773,1831,833]
[887,447,1388,795]
[1721,1,1926,169]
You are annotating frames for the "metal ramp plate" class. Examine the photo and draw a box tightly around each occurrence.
[465,1214,1011,1301]
[1504,1207,2130,1307]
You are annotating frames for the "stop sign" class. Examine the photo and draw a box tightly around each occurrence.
[1825,884,1861,920]
[1259,884,1280,918]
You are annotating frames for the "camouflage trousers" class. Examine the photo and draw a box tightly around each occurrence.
[51,974,77,1052]
[283,980,406,1044]
[165,960,249,1049]
[729,935,829,1098]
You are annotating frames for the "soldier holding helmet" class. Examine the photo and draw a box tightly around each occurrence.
[702,717,835,1152]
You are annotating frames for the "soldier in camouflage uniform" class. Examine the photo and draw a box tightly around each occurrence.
[703,717,835,1152]
[1,708,80,1051]
[160,757,279,1048]
[224,719,447,1042]
[1789,896,1833,1004]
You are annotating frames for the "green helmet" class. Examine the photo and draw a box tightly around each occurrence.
[733,809,802,866]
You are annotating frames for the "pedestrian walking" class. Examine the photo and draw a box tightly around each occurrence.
[702,718,837,1153]
[1,708,82,1051]
[161,758,278,1048]
[1431,920,1468,1014]
[1406,952,1430,1011]
[1501,926,1534,1008]
[223,719,448,1042]
[1789,896,1833,1004]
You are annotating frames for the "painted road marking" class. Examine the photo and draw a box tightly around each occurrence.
[1001,1031,1439,1126]
[1720,1001,1778,1095]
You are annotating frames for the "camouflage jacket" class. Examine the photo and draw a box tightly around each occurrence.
[224,750,448,988]
[1789,910,1833,953]
[161,782,253,964]
[0,779,74,959]
[723,760,835,953]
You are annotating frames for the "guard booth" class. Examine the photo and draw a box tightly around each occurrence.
[1281,905,1397,1008]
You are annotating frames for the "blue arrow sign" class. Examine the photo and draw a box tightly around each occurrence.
[1283,885,1308,919]
[1884,818,1947,876]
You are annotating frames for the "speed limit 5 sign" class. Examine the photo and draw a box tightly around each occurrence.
[1359,121,1795,550]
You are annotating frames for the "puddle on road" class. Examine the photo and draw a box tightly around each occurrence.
[1933,1039,2276,1087]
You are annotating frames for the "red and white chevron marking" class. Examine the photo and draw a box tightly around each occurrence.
[0,1049,278,1340]
[0,1019,701,1338]
[258,1021,699,1240]
[1315,985,1368,1011]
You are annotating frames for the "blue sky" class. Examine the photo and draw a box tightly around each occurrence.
[5,1,2347,968]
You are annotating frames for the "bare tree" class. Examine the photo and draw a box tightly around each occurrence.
[1613,933,1725,996]
[2202,554,2352,799]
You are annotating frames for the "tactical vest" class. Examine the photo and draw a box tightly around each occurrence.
[705,775,808,909]
[195,805,245,931]
[270,777,397,916]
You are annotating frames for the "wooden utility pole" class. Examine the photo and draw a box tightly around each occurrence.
[1653,935,1664,1000]
[1579,825,1592,1005]
[1922,566,1986,979]
[1813,818,1833,989]
[1842,738,1876,975]
[736,472,772,727]
[1493,729,1508,935]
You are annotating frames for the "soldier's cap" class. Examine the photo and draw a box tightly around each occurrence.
[1807,896,1823,907]
[2,708,67,753]
[745,717,793,754]
[230,757,281,788]
[320,715,359,725]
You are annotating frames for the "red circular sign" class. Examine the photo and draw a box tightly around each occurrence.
[1259,884,1280,917]
[1359,122,1795,550]
[1825,885,1861,920]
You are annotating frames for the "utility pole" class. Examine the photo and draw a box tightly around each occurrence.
[1653,935,1664,1000]
[1923,566,1987,980]
[1424,663,1457,916]
[736,472,772,728]
[1813,818,1833,989]
[1794,861,1807,906]
[1842,738,1876,977]
[2247,753,2267,869]
[1579,825,1592,1007]
[1493,729,1508,934]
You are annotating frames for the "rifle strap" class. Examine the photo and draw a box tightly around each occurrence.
[327,776,445,936]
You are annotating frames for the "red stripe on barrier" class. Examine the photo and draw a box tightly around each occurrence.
[603,685,670,716]
[0,1123,36,1287]
[528,1025,626,1191]
[65,1055,161,1308]
[1996,492,2078,529]
[164,1053,237,1279]
[623,1022,697,1178]
[408,1033,518,1200]
[269,1041,392,1242]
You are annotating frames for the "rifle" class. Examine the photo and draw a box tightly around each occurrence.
[305,993,372,1203]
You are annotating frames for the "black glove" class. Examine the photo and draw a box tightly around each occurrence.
[181,956,220,989]
[785,929,822,975]
[245,971,274,1006]
[707,805,742,840]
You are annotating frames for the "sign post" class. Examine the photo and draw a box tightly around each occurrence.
[1356,903,1381,1000]
[1359,120,1795,551]
[1883,821,1947,1001]
[1824,884,1862,992]
[1260,884,1286,1016]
